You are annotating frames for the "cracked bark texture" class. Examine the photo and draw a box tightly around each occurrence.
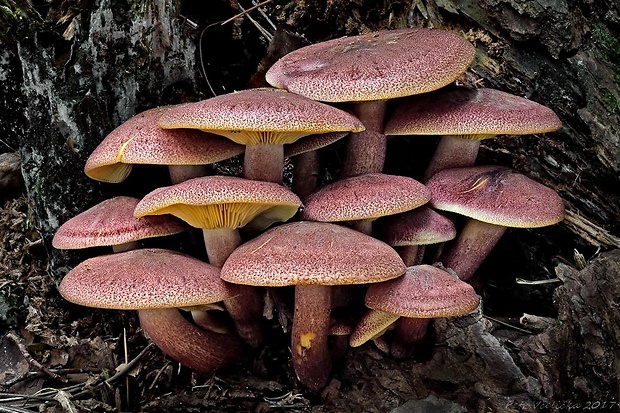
[0,0,199,278]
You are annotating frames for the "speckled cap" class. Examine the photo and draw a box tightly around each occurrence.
[385,87,562,138]
[377,206,456,246]
[59,248,233,309]
[265,28,475,102]
[84,106,244,183]
[52,196,186,249]
[134,175,302,230]
[221,221,406,286]
[365,265,480,318]
[427,166,565,228]
[157,88,364,145]
[301,173,431,222]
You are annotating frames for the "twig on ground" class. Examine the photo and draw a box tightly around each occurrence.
[221,0,275,42]
[148,361,171,391]
[5,332,67,384]
[483,315,534,335]
[0,405,37,413]
[71,342,155,399]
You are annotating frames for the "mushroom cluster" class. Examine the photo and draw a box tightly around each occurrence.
[54,27,564,393]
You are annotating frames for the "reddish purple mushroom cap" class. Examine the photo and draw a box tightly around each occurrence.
[301,173,431,223]
[365,265,480,318]
[59,248,233,310]
[52,196,186,250]
[385,87,562,138]
[221,221,406,287]
[134,175,302,231]
[157,88,364,145]
[426,166,565,228]
[265,28,475,102]
[377,206,457,246]
[85,107,243,183]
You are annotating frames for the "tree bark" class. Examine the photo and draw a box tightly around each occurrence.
[1,0,200,278]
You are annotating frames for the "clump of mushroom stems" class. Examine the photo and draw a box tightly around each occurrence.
[201,227,264,348]
[54,28,567,393]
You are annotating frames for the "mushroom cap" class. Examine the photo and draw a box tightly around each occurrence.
[84,106,243,183]
[157,88,364,145]
[365,265,480,318]
[59,248,233,309]
[284,131,348,158]
[385,87,563,138]
[134,175,302,230]
[265,28,475,102]
[426,166,565,228]
[301,173,431,222]
[221,221,406,287]
[377,206,457,246]
[52,196,186,249]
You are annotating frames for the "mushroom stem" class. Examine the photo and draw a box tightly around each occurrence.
[190,309,232,334]
[138,308,243,373]
[292,284,332,392]
[349,308,400,347]
[292,150,321,199]
[243,143,285,184]
[202,228,265,347]
[111,241,141,253]
[441,219,507,281]
[349,219,373,236]
[396,245,424,266]
[390,317,430,359]
[423,136,482,182]
[341,100,387,177]
[202,228,242,268]
[168,165,208,184]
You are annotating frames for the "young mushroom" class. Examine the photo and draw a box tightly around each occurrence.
[426,166,565,281]
[384,87,563,181]
[59,248,244,373]
[52,196,186,253]
[350,265,480,359]
[376,206,457,266]
[84,106,243,184]
[266,28,475,177]
[157,88,364,184]
[221,221,406,392]
[134,175,302,347]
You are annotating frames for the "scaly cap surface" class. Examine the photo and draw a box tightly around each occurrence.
[221,221,406,286]
[52,196,186,249]
[85,106,243,183]
[59,248,232,309]
[266,28,475,102]
[427,166,565,228]
[134,175,302,230]
[385,87,562,138]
